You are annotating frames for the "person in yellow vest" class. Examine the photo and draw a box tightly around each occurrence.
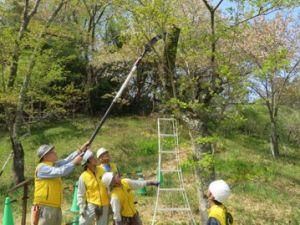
[31,142,89,225]
[101,172,159,225]
[207,180,233,225]
[77,150,110,225]
[96,147,119,176]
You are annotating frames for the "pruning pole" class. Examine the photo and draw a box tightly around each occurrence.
[88,33,165,145]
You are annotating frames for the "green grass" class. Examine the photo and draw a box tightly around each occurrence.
[214,135,300,225]
[0,117,299,224]
[0,116,159,223]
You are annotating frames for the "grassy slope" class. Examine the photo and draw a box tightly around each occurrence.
[0,116,299,224]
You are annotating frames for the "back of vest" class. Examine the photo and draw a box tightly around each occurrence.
[208,205,227,225]
[111,179,137,217]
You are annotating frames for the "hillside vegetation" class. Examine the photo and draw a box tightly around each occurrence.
[0,115,299,225]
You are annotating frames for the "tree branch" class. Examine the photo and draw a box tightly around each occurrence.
[82,0,92,18]
[28,0,42,19]
[201,0,213,12]
[277,58,300,103]
[233,7,281,27]
[214,0,224,12]
[249,84,266,100]
[95,3,109,25]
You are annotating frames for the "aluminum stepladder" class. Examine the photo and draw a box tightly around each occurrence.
[151,118,196,225]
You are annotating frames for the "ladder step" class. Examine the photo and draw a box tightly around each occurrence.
[159,134,177,137]
[159,188,185,191]
[156,208,191,212]
[160,169,181,173]
[158,118,176,121]
[160,150,177,154]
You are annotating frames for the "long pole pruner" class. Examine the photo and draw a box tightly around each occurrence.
[88,33,165,145]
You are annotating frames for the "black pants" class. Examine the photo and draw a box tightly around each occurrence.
[121,213,142,225]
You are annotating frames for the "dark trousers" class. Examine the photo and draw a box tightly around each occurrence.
[121,213,142,225]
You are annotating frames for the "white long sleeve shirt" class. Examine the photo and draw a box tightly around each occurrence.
[77,175,87,213]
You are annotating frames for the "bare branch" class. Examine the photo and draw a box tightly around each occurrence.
[201,0,213,12]
[82,0,92,18]
[277,58,300,103]
[233,7,281,27]
[45,0,67,29]
[249,85,266,100]
[28,0,42,19]
[214,0,224,12]
[95,4,109,25]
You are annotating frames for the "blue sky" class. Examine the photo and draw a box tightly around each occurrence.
[213,0,300,21]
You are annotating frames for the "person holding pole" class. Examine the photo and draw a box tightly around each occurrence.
[31,142,89,225]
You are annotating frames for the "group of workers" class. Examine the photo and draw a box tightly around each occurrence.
[31,141,233,225]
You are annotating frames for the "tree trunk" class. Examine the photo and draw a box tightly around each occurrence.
[270,119,280,158]
[83,3,107,114]
[7,0,41,88]
[186,119,215,225]
[10,135,25,184]
[8,0,66,184]
[163,25,180,99]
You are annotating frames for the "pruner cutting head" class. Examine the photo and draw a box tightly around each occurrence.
[144,32,166,53]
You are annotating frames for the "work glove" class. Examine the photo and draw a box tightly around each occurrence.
[147,181,160,187]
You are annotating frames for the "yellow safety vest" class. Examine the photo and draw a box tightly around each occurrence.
[111,179,137,217]
[208,204,228,225]
[33,162,62,208]
[81,167,109,206]
[97,162,118,177]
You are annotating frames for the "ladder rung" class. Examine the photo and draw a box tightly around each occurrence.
[156,208,190,212]
[158,118,176,121]
[160,134,177,137]
[160,169,181,173]
[159,188,185,191]
[159,150,177,154]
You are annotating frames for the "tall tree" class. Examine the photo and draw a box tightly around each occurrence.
[7,0,41,88]
[239,15,300,157]
[169,0,299,223]
[81,0,109,113]
[2,0,69,184]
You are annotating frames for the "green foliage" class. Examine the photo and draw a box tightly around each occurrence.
[198,153,214,170]
[180,157,196,172]
[196,135,218,145]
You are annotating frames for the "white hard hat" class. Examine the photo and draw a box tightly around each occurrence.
[96,147,108,158]
[81,150,93,165]
[209,180,231,203]
[101,172,114,188]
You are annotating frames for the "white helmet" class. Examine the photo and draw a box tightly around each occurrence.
[102,172,114,188]
[96,147,108,158]
[209,180,231,203]
[81,150,93,165]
